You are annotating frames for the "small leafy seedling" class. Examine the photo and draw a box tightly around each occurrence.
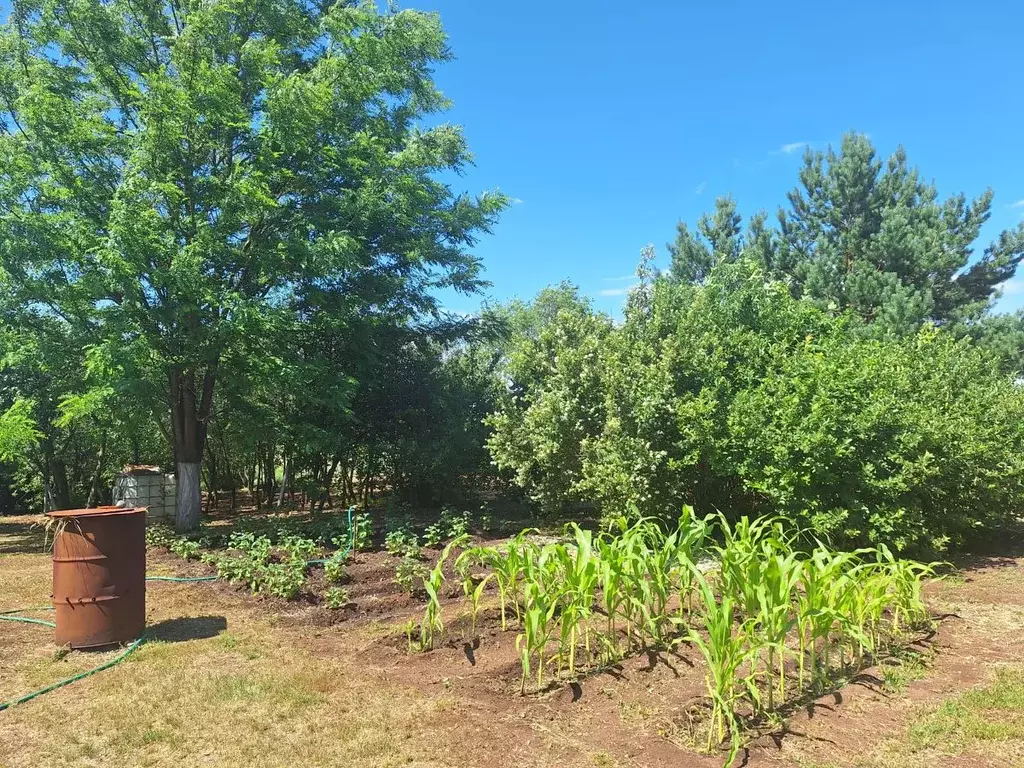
[325,586,349,610]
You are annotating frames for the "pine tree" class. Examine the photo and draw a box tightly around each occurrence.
[776,133,1024,333]
[669,133,1024,343]
[668,196,743,284]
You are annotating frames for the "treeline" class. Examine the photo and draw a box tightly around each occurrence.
[0,306,505,514]
[488,135,1024,552]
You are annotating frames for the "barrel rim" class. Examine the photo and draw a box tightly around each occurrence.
[47,506,149,519]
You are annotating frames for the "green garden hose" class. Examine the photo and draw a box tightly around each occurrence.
[306,505,357,565]
[0,635,145,713]
[1,506,360,712]
[0,614,56,628]
[1,606,52,615]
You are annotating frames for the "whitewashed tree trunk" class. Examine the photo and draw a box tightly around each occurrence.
[175,462,202,532]
[169,363,217,532]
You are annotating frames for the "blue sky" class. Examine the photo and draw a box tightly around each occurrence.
[422,0,1024,316]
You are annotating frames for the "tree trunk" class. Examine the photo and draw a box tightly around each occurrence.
[218,433,237,511]
[317,457,340,513]
[206,447,219,510]
[343,461,355,506]
[249,444,262,509]
[86,432,107,507]
[42,464,54,512]
[170,364,216,532]
[276,455,290,507]
[43,441,73,510]
[263,443,275,504]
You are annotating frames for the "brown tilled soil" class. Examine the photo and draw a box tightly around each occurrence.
[1,511,1023,768]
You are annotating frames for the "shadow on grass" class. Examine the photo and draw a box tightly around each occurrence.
[146,615,227,643]
[0,519,47,555]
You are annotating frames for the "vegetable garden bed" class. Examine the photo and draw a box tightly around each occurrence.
[146,505,940,766]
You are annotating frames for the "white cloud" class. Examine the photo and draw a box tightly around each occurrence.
[1010,199,1024,209]
[779,141,807,154]
[694,181,707,195]
[598,286,636,297]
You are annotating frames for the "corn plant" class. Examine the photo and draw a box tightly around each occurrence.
[795,546,866,691]
[752,549,802,710]
[671,506,714,618]
[457,509,937,762]
[686,566,760,764]
[874,545,937,634]
[415,534,470,651]
[455,547,493,636]
[483,530,534,630]
[516,580,560,693]
[551,524,599,676]
[596,531,628,661]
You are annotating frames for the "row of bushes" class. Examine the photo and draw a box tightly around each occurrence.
[486,263,1024,552]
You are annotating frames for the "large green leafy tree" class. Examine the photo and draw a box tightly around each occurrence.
[485,284,615,512]
[0,0,505,529]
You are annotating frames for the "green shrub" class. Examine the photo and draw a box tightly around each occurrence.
[728,327,1024,550]
[385,526,419,556]
[170,538,202,561]
[487,266,1024,552]
[212,532,309,599]
[394,556,427,593]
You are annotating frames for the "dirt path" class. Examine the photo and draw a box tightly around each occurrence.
[1,514,1022,768]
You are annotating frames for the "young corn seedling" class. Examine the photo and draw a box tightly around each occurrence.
[455,547,493,637]
[671,506,714,619]
[416,534,469,651]
[479,530,534,630]
[797,546,863,691]
[516,580,559,694]
[687,566,761,765]
[551,525,600,675]
[874,544,937,635]
[753,549,802,711]
[596,538,627,662]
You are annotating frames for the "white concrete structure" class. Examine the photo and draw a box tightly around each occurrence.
[113,466,177,519]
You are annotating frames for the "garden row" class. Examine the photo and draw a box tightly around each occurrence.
[410,511,936,765]
[145,507,484,606]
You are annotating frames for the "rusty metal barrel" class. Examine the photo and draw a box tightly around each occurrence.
[47,507,147,649]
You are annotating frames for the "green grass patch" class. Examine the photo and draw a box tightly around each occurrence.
[213,631,264,660]
[207,672,323,713]
[892,666,1024,759]
[880,647,930,694]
